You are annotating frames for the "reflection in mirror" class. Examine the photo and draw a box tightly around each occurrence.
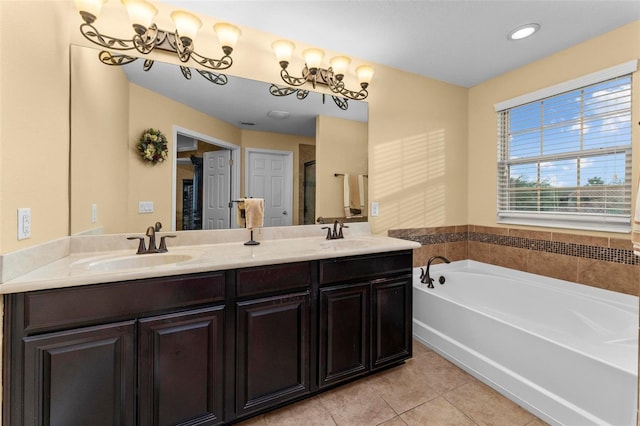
[70,44,368,235]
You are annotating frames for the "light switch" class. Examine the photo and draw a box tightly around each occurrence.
[371,201,379,217]
[138,201,154,213]
[17,208,31,240]
[91,203,98,223]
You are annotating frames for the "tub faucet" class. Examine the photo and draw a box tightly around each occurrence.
[421,255,451,288]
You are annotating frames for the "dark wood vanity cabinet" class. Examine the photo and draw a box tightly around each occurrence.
[236,292,311,416]
[4,272,226,426]
[235,262,312,417]
[23,320,137,426]
[138,306,225,425]
[318,251,413,388]
[3,250,413,426]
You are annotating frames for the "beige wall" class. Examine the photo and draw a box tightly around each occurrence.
[0,1,71,253]
[316,115,368,219]
[70,45,129,235]
[468,21,640,238]
[368,65,469,235]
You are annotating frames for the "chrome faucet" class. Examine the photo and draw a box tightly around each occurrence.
[321,220,349,240]
[420,255,451,288]
[127,222,176,254]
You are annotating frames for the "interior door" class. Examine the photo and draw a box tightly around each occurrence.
[203,150,231,229]
[246,150,293,226]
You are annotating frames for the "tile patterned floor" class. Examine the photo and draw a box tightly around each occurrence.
[238,340,548,426]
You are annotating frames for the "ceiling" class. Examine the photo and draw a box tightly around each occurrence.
[164,0,640,88]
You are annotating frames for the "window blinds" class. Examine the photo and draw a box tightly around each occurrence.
[496,74,633,232]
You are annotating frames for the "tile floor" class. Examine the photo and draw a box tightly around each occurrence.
[239,340,547,426]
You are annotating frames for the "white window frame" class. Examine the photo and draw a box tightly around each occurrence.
[494,60,637,233]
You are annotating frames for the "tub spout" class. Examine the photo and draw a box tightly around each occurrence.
[421,255,450,288]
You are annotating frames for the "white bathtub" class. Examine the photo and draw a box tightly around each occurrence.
[412,260,638,426]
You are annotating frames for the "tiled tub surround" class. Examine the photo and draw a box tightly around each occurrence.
[390,225,639,296]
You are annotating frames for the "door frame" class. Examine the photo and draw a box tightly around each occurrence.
[244,148,294,226]
[172,125,240,231]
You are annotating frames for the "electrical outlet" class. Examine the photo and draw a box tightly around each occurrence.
[91,203,98,223]
[138,201,154,213]
[17,208,31,240]
[371,201,379,217]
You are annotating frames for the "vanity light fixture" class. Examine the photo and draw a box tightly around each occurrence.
[271,40,374,101]
[507,23,540,40]
[74,0,241,71]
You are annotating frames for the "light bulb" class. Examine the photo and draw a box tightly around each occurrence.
[356,65,374,86]
[272,40,295,67]
[122,0,157,30]
[302,48,325,71]
[330,56,351,78]
[171,10,202,44]
[214,22,241,53]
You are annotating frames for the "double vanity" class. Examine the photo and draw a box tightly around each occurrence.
[1,224,419,425]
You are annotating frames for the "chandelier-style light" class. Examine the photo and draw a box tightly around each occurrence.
[74,0,241,72]
[271,40,374,101]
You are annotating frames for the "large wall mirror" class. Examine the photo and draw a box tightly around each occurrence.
[70,44,368,235]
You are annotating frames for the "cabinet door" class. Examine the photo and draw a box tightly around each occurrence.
[138,306,225,426]
[22,321,136,426]
[236,292,310,416]
[318,283,369,388]
[371,276,412,370]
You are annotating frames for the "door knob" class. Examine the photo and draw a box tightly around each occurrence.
[283,210,288,215]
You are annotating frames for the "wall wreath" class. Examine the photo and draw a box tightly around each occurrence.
[137,128,168,164]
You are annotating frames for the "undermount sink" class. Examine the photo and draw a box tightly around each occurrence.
[73,251,203,272]
[320,238,374,250]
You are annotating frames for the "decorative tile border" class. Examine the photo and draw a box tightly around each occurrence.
[389,226,639,266]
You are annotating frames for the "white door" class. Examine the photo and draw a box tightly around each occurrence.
[203,150,231,229]
[246,149,293,226]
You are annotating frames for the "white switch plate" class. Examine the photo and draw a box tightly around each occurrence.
[91,203,98,223]
[17,208,31,240]
[138,201,154,213]
[371,201,379,217]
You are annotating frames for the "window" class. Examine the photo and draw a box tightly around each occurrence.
[496,67,634,233]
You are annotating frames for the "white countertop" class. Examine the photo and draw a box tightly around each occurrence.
[0,226,419,294]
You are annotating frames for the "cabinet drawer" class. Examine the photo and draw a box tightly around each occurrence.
[319,251,412,285]
[22,273,225,334]
[236,262,311,298]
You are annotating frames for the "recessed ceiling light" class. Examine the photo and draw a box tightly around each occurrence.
[267,110,290,119]
[507,23,540,41]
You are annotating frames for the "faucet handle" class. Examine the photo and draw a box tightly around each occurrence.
[158,235,176,253]
[321,226,332,240]
[154,222,162,232]
[338,223,349,239]
[127,236,147,254]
